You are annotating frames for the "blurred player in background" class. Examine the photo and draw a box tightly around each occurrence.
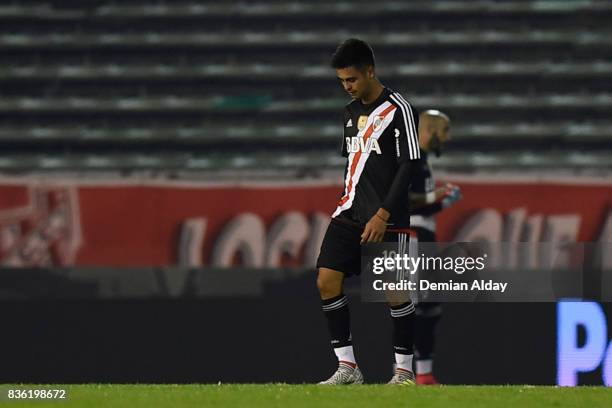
[316,39,422,385]
[409,109,461,384]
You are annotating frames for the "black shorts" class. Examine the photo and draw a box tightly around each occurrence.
[316,219,413,277]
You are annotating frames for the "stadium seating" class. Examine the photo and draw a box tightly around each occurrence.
[0,0,611,173]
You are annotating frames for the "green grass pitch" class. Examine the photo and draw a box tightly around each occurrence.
[1,384,611,407]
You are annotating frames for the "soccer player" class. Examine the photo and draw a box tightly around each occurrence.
[409,109,461,385]
[316,38,421,385]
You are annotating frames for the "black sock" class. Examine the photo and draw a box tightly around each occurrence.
[415,303,442,361]
[321,294,351,348]
[390,301,415,356]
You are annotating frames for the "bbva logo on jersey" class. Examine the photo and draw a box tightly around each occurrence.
[345,137,382,154]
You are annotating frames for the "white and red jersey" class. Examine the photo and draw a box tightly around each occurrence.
[333,87,420,228]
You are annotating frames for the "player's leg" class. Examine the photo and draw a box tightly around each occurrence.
[415,302,441,384]
[386,230,416,385]
[317,267,355,366]
[413,227,441,385]
[388,298,416,384]
[315,221,363,384]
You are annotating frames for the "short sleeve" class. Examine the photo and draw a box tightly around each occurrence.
[389,93,420,163]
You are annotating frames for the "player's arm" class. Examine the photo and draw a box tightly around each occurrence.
[410,183,462,211]
[360,161,414,244]
[410,186,448,208]
[361,97,420,244]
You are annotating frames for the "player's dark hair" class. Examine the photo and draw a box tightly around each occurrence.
[330,38,375,70]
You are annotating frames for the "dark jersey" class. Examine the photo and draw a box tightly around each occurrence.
[332,87,420,228]
[409,149,441,232]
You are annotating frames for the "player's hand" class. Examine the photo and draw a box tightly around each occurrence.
[441,184,462,208]
[361,210,389,244]
[435,184,453,201]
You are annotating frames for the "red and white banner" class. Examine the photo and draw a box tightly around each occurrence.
[0,176,610,267]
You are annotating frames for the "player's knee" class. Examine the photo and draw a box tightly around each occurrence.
[387,292,411,306]
[316,271,342,299]
[389,300,410,307]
